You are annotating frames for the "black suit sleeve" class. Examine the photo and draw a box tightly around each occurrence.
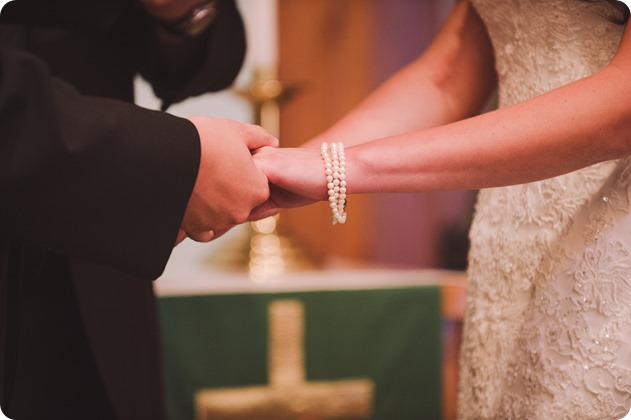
[0,46,200,279]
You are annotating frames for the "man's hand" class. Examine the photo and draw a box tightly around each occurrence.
[180,117,278,243]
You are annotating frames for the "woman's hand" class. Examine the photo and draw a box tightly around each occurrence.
[249,146,327,220]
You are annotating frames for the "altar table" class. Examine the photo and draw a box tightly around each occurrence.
[155,241,466,420]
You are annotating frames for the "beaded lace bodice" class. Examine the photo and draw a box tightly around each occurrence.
[459,0,629,418]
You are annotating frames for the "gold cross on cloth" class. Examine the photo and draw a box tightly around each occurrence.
[195,299,375,419]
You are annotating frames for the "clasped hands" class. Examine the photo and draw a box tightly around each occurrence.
[177,116,326,244]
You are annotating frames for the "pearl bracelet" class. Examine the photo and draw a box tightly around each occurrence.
[320,142,347,225]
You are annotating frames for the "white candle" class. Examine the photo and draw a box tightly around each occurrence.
[243,0,278,70]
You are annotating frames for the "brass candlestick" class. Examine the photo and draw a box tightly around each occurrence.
[242,67,287,137]
[206,68,319,280]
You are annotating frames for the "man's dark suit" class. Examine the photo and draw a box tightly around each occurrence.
[0,0,246,418]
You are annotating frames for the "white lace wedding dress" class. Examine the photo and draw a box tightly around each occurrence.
[459,1,630,418]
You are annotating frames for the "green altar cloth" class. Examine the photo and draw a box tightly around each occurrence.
[158,284,442,420]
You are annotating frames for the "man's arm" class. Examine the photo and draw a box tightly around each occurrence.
[0,46,199,279]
